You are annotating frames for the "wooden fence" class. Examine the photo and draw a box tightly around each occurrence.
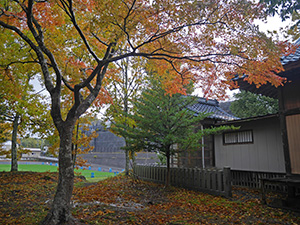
[231,170,287,192]
[133,165,232,198]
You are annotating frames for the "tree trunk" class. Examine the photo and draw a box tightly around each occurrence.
[125,146,130,176]
[165,150,170,187]
[40,124,76,224]
[131,149,136,168]
[11,113,20,172]
[72,123,80,168]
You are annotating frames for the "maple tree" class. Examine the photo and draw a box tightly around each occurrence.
[0,79,48,171]
[104,56,147,175]
[0,0,291,223]
[0,29,49,171]
[46,115,98,169]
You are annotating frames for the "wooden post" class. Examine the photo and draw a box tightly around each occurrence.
[212,169,217,191]
[206,169,211,190]
[201,169,206,189]
[168,167,171,185]
[179,168,182,187]
[217,169,222,194]
[164,166,166,184]
[261,178,266,204]
[278,87,292,175]
[188,168,191,188]
[193,168,198,189]
[224,167,232,197]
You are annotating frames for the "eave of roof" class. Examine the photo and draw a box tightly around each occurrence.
[216,113,279,126]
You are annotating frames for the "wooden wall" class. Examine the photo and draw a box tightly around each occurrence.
[214,117,285,173]
[283,80,300,110]
[286,114,300,174]
[281,78,300,175]
[178,135,214,168]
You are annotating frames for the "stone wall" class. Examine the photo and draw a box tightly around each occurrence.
[81,122,159,168]
[80,152,159,169]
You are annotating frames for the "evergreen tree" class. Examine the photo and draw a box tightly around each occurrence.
[230,90,279,118]
[114,76,230,187]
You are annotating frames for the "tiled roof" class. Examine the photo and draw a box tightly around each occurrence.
[187,97,239,121]
[281,38,300,65]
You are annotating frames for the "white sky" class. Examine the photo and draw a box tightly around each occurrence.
[255,16,294,40]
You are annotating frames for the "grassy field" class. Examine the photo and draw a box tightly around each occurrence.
[0,163,115,181]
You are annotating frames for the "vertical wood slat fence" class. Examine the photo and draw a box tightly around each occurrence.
[133,165,232,198]
[231,170,287,192]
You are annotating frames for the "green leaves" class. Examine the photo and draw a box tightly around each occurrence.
[114,75,230,162]
[230,90,279,118]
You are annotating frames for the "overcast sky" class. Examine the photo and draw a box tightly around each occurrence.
[255,15,294,40]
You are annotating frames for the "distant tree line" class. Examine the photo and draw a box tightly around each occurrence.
[230,90,279,118]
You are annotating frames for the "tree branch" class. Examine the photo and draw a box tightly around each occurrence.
[91,32,109,47]
[59,0,100,62]
[0,60,39,69]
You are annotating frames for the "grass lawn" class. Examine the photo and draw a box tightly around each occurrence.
[0,163,115,181]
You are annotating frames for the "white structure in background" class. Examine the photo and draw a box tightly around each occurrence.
[21,148,42,159]
[0,141,14,159]
[0,140,42,160]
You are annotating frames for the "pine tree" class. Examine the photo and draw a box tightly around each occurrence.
[230,90,279,118]
[114,76,230,186]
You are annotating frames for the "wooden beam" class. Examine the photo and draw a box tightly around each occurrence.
[278,86,292,175]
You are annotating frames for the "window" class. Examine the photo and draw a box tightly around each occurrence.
[223,130,253,145]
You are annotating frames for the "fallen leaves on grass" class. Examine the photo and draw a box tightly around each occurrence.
[0,172,58,224]
[73,176,300,224]
[1,172,300,224]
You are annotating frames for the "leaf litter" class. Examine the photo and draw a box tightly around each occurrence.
[1,172,300,224]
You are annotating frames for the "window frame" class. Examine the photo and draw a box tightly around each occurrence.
[223,130,253,145]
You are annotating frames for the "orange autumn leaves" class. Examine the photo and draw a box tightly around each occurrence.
[72,176,300,224]
[0,0,291,102]
[1,172,300,224]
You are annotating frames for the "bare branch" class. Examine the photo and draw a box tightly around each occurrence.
[26,0,62,93]
[59,0,100,62]
[0,60,39,69]
[61,76,74,92]
[121,0,136,50]
[91,32,109,47]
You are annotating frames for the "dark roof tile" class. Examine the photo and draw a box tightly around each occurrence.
[281,38,300,65]
[187,97,239,121]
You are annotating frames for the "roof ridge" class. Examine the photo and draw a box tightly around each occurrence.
[196,97,219,106]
